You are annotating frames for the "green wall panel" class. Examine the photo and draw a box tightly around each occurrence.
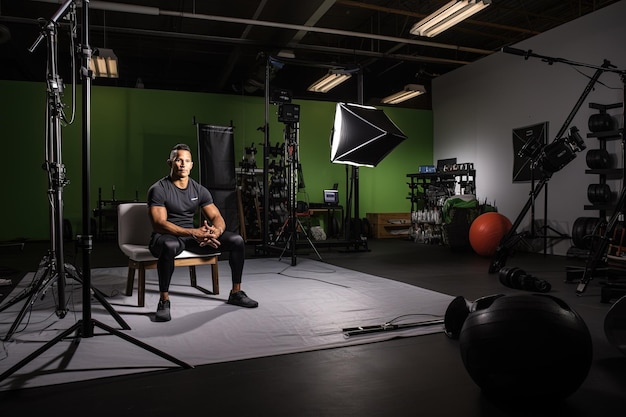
[0,80,432,241]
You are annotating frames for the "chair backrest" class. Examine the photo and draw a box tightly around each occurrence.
[117,203,153,247]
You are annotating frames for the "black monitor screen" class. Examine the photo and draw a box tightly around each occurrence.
[323,190,339,205]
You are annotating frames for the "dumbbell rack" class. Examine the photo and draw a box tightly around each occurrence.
[574,100,626,301]
[583,102,624,217]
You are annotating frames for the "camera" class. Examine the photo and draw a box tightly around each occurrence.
[536,126,586,177]
[278,103,300,124]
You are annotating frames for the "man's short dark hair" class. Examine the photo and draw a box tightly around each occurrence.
[169,143,192,161]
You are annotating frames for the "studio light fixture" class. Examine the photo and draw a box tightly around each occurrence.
[410,0,491,38]
[307,70,352,93]
[89,48,119,78]
[330,103,408,167]
[381,84,426,105]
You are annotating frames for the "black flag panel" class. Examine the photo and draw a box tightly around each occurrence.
[197,124,239,233]
[512,121,548,183]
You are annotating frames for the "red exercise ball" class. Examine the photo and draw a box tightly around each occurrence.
[469,212,512,257]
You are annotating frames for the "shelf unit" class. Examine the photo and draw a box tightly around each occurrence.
[236,140,291,243]
[583,102,624,217]
[406,169,476,213]
[406,169,476,244]
[570,101,626,302]
[365,212,411,239]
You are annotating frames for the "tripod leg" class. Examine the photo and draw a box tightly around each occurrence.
[2,264,58,342]
[297,218,322,261]
[0,321,82,381]
[274,216,290,244]
[65,264,131,330]
[0,256,52,313]
[92,319,192,369]
[489,178,548,273]
[0,318,192,383]
[278,230,292,261]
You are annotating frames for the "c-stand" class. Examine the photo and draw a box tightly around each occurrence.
[0,0,81,340]
[517,134,570,254]
[489,47,614,273]
[1,1,190,383]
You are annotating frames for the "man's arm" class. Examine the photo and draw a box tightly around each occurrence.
[148,205,208,241]
[201,203,226,239]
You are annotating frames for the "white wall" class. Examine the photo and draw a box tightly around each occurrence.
[432,0,626,256]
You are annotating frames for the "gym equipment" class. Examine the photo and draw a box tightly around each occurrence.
[469,212,512,256]
[498,266,551,292]
[458,293,592,401]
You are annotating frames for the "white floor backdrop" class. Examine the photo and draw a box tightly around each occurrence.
[0,258,454,391]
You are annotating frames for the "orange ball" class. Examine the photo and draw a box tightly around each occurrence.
[469,212,512,257]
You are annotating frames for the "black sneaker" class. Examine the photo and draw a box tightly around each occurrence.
[227,291,259,308]
[155,299,171,322]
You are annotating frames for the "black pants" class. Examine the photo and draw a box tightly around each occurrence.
[149,231,245,293]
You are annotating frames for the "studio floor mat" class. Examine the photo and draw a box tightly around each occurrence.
[0,258,453,391]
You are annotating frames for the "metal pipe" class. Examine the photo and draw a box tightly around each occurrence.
[32,0,493,56]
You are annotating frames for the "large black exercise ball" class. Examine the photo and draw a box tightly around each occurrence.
[458,294,592,402]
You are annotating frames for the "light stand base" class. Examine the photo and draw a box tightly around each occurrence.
[0,318,192,383]
[0,255,130,342]
[276,216,322,265]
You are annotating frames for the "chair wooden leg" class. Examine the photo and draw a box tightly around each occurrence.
[189,265,197,287]
[188,261,219,295]
[126,265,136,296]
[138,267,146,308]
[211,263,219,295]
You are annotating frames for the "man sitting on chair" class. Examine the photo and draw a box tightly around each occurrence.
[147,143,258,322]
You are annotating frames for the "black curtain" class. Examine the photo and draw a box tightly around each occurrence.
[197,124,239,233]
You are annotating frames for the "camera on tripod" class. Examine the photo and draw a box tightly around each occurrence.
[278,103,300,124]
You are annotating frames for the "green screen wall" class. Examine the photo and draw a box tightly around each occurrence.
[0,80,433,241]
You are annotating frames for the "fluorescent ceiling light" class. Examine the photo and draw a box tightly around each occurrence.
[381,84,426,105]
[307,71,352,93]
[89,48,119,78]
[410,0,491,37]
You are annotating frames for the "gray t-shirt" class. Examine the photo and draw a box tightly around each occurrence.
[147,176,214,229]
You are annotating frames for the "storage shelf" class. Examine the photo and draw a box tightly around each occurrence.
[366,212,411,239]
[585,169,623,179]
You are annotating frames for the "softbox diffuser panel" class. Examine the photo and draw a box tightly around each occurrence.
[331,103,408,167]
[512,121,548,183]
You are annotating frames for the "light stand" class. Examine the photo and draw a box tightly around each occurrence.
[341,72,369,252]
[0,0,190,384]
[274,108,322,265]
[489,47,614,274]
[329,101,408,250]
[518,127,569,254]
[0,0,78,341]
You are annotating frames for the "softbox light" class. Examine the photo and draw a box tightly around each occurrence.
[512,121,548,183]
[330,103,407,167]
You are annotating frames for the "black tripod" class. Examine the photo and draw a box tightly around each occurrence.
[0,1,128,342]
[275,121,322,265]
[521,139,570,254]
[0,1,190,384]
